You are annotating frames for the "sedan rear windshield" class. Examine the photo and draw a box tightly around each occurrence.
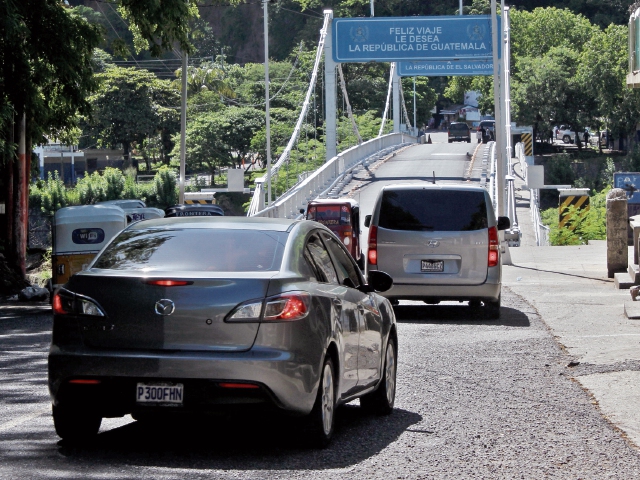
[93,228,288,272]
[379,189,488,231]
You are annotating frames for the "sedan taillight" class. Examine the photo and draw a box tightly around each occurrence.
[225,292,311,323]
[53,289,105,317]
[488,226,500,267]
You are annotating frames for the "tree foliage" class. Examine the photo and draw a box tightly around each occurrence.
[82,66,180,163]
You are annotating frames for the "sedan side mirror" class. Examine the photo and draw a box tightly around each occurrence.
[364,215,372,228]
[366,270,393,293]
[497,216,511,231]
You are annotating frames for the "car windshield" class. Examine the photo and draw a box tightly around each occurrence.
[308,205,351,226]
[93,228,288,272]
[449,124,469,131]
[379,189,488,231]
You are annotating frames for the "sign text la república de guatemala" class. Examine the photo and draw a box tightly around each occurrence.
[332,15,499,63]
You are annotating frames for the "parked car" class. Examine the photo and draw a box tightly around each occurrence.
[447,122,472,143]
[476,120,495,143]
[556,125,574,143]
[364,184,510,318]
[48,216,396,447]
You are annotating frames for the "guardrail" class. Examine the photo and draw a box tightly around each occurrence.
[248,132,415,218]
[515,142,549,246]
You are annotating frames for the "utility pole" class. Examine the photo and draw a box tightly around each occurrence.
[264,0,272,204]
[179,51,187,204]
[491,0,504,216]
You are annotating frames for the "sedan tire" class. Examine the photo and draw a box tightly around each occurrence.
[360,338,397,415]
[305,357,336,448]
[53,405,102,441]
[563,135,571,144]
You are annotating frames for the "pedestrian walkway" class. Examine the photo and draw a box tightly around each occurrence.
[504,157,640,447]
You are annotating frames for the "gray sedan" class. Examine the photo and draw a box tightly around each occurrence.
[48,216,397,447]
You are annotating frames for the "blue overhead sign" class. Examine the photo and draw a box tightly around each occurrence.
[398,59,493,76]
[332,15,499,63]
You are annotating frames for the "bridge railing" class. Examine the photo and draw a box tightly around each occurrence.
[248,132,414,218]
[515,142,549,246]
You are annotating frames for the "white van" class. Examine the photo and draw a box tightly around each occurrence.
[364,184,510,318]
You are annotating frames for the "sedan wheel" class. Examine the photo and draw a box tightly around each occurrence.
[52,405,102,442]
[563,135,571,144]
[360,338,397,415]
[306,357,335,448]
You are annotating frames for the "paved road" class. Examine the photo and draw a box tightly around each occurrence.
[3,135,640,477]
[3,292,640,478]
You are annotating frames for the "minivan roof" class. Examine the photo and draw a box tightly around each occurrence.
[382,183,486,193]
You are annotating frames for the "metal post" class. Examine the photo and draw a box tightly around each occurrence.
[460,0,463,15]
[324,12,337,161]
[392,63,400,133]
[413,76,417,137]
[264,0,272,204]
[491,0,503,216]
[370,0,374,16]
[179,51,187,204]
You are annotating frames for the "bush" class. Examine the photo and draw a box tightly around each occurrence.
[76,171,107,204]
[152,167,178,208]
[40,171,67,216]
[103,167,125,200]
[541,187,609,245]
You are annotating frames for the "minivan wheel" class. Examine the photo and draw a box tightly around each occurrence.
[484,296,501,319]
[52,405,102,441]
[360,338,396,415]
[305,357,336,448]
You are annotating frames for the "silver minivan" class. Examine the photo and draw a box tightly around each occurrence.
[364,184,510,318]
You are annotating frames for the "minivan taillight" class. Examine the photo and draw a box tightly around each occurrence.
[488,226,499,267]
[368,225,378,265]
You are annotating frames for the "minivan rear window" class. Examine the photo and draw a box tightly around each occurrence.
[379,189,488,231]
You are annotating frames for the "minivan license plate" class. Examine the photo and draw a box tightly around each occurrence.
[136,383,184,404]
[421,260,444,272]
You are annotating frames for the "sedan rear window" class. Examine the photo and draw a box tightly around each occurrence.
[379,190,488,231]
[93,228,287,272]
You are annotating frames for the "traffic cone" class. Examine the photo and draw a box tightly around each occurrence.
[427,134,432,144]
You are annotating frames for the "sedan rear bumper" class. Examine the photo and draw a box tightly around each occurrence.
[48,345,319,416]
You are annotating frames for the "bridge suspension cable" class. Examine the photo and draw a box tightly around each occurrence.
[337,64,362,145]
[378,63,395,137]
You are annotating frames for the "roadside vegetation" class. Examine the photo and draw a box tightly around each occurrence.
[2,0,640,291]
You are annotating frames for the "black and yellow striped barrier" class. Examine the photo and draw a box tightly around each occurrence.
[521,132,533,156]
[558,195,589,230]
[184,199,216,204]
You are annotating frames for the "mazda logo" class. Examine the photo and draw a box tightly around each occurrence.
[154,299,175,316]
[427,240,440,248]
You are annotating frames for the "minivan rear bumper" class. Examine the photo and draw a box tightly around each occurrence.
[380,280,500,302]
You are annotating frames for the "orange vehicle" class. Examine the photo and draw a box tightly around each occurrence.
[305,198,363,267]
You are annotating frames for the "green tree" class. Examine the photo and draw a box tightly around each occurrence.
[82,66,180,166]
